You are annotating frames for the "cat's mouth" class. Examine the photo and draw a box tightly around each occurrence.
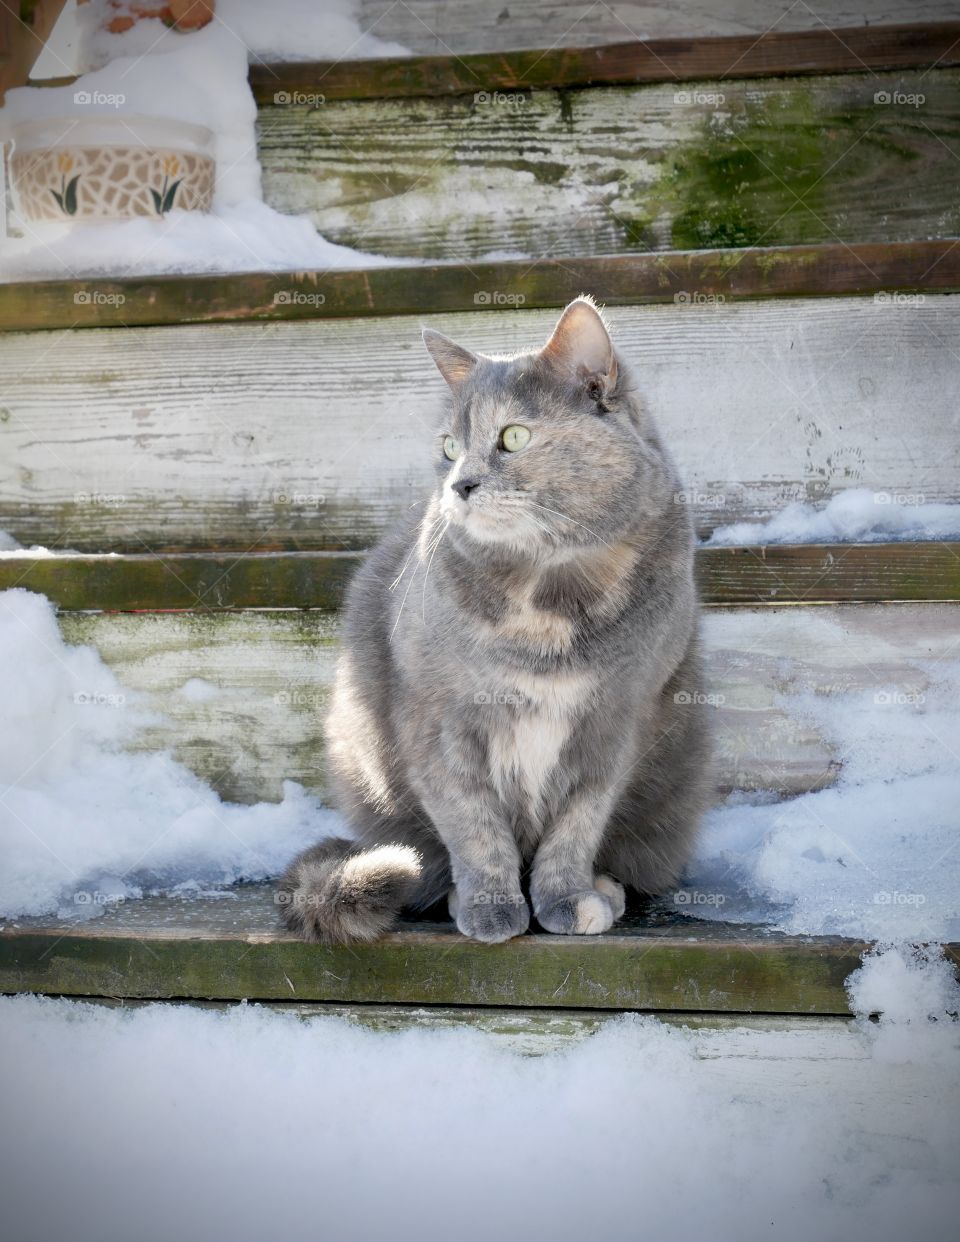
[442,489,550,547]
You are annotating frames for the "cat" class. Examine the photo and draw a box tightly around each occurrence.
[279,296,713,943]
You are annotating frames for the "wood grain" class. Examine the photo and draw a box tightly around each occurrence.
[351,2,960,55]
[3,544,959,610]
[3,241,959,332]
[39,603,958,804]
[251,24,960,101]
[0,883,895,1014]
[257,69,960,259]
[2,297,958,551]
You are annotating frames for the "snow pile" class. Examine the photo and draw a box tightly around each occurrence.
[0,589,333,919]
[688,627,960,941]
[1,11,405,279]
[707,488,960,545]
[78,0,410,67]
[1,966,958,1242]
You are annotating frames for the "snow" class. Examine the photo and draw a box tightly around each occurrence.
[0,963,957,1242]
[0,12,407,280]
[687,614,960,941]
[0,589,332,919]
[79,0,411,68]
[707,487,960,545]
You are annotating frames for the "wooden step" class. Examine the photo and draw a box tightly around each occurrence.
[3,543,959,611]
[351,3,960,54]
[3,241,958,332]
[0,600,944,804]
[4,884,933,1015]
[3,295,957,552]
[252,22,960,100]
[257,64,960,260]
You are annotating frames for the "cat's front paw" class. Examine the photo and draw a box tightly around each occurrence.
[536,889,615,936]
[450,885,530,943]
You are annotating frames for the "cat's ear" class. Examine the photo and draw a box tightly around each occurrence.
[422,328,478,390]
[540,296,617,395]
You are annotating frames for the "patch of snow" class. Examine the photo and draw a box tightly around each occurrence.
[78,0,411,68]
[0,531,22,551]
[687,618,960,940]
[0,589,333,919]
[707,488,960,546]
[0,989,957,1242]
[0,17,405,280]
[178,677,221,703]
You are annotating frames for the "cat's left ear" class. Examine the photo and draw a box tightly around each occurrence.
[540,296,617,398]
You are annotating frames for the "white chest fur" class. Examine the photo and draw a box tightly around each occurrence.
[485,669,596,820]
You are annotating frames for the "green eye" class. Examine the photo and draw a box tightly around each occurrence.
[501,425,531,452]
[443,435,460,461]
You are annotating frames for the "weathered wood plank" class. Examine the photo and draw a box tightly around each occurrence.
[3,544,960,611]
[252,24,960,101]
[0,884,907,1014]
[2,297,958,551]
[258,69,960,259]
[65,997,858,1053]
[3,241,959,332]
[353,2,960,55]
[40,603,957,803]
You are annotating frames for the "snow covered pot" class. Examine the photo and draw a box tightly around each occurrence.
[8,116,215,221]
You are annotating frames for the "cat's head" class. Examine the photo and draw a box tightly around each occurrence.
[423,296,669,555]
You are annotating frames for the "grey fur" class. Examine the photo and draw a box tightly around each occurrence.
[280,297,714,943]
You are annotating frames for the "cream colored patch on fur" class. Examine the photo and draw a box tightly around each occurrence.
[573,890,615,934]
[588,542,639,619]
[594,873,626,920]
[510,667,597,716]
[488,709,572,821]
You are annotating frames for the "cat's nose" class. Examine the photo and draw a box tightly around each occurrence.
[452,477,481,501]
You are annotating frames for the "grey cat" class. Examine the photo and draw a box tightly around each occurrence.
[279,297,712,943]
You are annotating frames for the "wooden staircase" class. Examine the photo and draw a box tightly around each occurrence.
[2,9,959,1032]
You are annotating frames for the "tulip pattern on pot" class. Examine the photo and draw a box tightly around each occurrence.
[50,153,81,216]
[151,154,183,215]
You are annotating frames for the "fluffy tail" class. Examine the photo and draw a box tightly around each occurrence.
[277,838,423,944]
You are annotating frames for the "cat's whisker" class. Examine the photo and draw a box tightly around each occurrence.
[421,518,450,622]
[524,500,615,549]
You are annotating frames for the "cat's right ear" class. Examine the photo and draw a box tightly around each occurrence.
[423,328,478,391]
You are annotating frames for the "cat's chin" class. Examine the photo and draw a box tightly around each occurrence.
[448,506,546,554]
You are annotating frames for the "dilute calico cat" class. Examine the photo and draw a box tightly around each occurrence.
[279,297,712,943]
